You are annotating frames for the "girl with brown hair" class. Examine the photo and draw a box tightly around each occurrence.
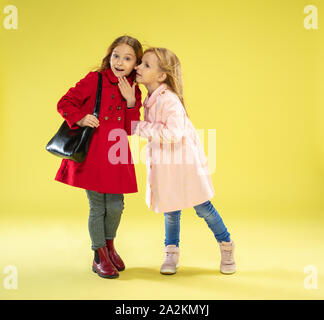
[54,35,143,279]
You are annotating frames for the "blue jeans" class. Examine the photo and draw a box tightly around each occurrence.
[164,200,231,247]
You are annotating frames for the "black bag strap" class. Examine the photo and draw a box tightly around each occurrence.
[92,72,102,118]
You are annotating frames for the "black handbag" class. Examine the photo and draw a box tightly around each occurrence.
[45,72,102,163]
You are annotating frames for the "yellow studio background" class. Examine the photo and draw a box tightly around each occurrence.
[0,0,323,299]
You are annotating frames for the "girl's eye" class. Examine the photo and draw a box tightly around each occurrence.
[113,54,119,58]
[125,57,130,61]
[145,63,149,68]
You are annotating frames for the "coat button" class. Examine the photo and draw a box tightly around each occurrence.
[117,116,122,121]
[109,106,112,110]
[117,106,121,110]
[104,116,109,120]
[63,112,67,116]
[111,94,115,99]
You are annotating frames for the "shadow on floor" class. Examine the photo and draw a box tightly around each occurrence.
[117,266,229,281]
[116,265,309,282]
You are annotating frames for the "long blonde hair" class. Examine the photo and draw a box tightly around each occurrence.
[145,47,188,116]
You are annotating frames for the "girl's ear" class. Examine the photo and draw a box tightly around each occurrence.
[159,72,167,82]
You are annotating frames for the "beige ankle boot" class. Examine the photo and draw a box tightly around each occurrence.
[160,245,180,275]
[219,240,236,274]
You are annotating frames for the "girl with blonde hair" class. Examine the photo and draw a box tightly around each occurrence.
[129,47,237,275]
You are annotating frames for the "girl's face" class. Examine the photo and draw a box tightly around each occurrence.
[135,52,165,87]
[110,43,137,78]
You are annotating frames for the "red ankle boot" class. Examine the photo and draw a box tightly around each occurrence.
[106,239,125,271]
[92,246,119,278]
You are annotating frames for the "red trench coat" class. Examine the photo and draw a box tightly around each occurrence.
[54,68,141,194]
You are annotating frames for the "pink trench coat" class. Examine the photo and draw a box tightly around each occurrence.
[133,84,215,213]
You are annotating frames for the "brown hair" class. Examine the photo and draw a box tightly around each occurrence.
[144,47,188,116]
[96,35,143,80]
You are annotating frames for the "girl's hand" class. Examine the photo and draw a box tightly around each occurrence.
[76,114,99,128]
[118,76,136,108]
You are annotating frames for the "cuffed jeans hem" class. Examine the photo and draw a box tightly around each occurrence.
[91,243,106,251]
[217,238,231,243]
[164,242,180,247]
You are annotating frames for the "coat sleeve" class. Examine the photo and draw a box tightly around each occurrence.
[133,95,185,143]
[124,84,142,135]
[57,71,98,130]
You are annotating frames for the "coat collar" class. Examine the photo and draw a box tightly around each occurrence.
[144,83,168,108]
[103,67,135,85]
